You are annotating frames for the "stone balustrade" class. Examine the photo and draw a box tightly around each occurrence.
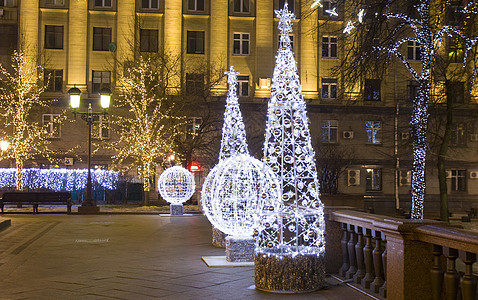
[325,207,478,300]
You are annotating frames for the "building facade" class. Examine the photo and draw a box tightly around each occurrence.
[1,0,478,214]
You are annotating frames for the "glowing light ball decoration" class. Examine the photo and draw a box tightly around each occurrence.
[201,66,250,247]
[205,154,281,262]
[158,166,195,215]
[255,3,325,293]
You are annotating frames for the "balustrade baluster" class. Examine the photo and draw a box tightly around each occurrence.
[370,230,385,293]
[339,223,350,277]
[353,226,365,284]
[379,234,387,298]
[361,228,375,289]
[444,247,460,300]
[459,251,477,300]
[346,224,358,279]
[431,245,444,300]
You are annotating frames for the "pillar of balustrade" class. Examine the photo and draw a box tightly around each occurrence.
[361,228,375,289]
[353,226,366,284]
[379,236,387,298]
[339,223,350,277]
[345,224,358,279]
[444,247,460,300]
[431,245,444,300]
[459,251,477,300]
[370,231,385,293]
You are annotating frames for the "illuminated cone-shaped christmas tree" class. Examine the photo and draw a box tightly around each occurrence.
[202,66,249,247]
[254,3,325,292]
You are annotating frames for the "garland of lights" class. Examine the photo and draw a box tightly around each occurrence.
[201,66,250,223]
[158,166,195,205]
[257,2,325,257]
[0,168,119,191]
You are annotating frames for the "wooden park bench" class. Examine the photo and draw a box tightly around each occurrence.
[0,191,72,213]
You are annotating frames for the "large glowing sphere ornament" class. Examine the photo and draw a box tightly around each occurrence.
[158,166,195,205]
[203,154,281,238]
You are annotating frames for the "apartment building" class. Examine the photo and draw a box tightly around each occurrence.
[2,0,478,214]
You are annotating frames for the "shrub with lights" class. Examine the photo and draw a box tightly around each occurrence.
[254,3,325,293]
[0,168,118,192]
[158,165,195,215]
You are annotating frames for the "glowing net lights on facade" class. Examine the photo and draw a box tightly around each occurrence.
[204,154,281,237]
[158,166,195,205]
[0,168,118,191]
[257,3,325,256]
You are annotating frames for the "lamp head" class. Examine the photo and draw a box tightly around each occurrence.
[99,87,112,109]
[68,87,82,109]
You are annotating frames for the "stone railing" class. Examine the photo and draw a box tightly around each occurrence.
[324,208,478,300]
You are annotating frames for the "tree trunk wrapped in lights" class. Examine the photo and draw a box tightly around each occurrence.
[255,3,325,293]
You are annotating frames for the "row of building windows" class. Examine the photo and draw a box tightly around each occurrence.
[321,120,469,146]
[345,168,468,192]
[43,24,465,66]
[42,114,109,139]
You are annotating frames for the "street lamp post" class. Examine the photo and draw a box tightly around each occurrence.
[68,86,111,213]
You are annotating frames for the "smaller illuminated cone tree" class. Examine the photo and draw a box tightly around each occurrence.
[254,3,325,293]
[202,66,249,246]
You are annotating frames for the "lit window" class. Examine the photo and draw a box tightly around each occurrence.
[448,81,465,104]
[279,0,293,13]
[450,170,466,191]
[448,38,464,63]
[45,26,63,49]
[92,71,110,94]
[365,168,381,191]
[45,0,64,6]
[451,123,465,146]
[322,0,337,16]
[140,29,158,52]
[322,78,337,99]
[188,0,204,11]
[141,0,159,9]
[42,114,61,138]
[45,70,63,92]
[365,121,381,144]
[234,0,249,13]
[237,75,249,97]
[94,0,112,8]
[407,41,421,61]
[233,33,250,55]
[321,120,338,143]
[278,34,294,52]
[93,27,112,51]
[322,36,337,58]
[92,115,110,139]
[186,73,204,96]
[188,117,202,135]
[364,79,381,101]
[407,80,419,102]
[187,31,205,54]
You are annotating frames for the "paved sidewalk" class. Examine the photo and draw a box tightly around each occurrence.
[0,215,373,300]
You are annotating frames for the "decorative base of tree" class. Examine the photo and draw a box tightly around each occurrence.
[170,203,183,215]
[78,205,100,214]
[225,236,254,262]
[212,225,228,248]
[254,250,325,293]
